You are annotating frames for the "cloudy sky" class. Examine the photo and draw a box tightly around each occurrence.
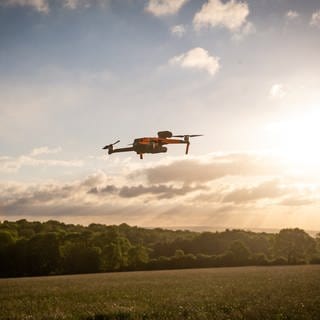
[1,0,320,231]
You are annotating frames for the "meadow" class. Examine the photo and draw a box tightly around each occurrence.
[1,265,320,320]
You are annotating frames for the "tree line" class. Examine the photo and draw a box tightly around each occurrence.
[0,220,319,277]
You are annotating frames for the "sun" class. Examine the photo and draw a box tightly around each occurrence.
[267,109,320,171]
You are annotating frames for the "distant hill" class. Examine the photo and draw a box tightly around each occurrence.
[164,225,320,237]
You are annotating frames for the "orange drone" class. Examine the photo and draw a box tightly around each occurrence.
[103,131,203,159]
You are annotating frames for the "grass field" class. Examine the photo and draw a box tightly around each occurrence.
[1,265,320,320]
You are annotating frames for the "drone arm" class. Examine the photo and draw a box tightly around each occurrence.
[162,138,187,144]
[110,147,135,154]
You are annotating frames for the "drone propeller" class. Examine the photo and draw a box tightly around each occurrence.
[172,134,203,154]
[102,140,120,150]
[172,134,203,138]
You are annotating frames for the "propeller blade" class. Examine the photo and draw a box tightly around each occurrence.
[102,140,120,149]
[172,134,203,138]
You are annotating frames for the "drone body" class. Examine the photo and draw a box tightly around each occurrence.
[103,131,202,159]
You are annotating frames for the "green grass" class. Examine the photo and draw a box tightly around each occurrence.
[1,266,320,320]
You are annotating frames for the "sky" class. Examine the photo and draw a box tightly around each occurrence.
[1,0,320,231]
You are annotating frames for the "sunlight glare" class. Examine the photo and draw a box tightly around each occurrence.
[267,109,320,171]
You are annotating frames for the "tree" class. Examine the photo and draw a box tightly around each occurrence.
[274,228,316,264]
[26,233,61,275]
[128,244,149,268]
[62,243,101,274]
[0,231,15,248]
[103,236,132,270]
[5,239,28,277]
[0,231,16,276]
[229,240,251,265]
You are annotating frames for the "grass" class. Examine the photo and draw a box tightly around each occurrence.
[1,265,320,319]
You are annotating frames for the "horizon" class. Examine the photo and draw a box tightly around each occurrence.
[1,0,320,230]
[2,218,319,237]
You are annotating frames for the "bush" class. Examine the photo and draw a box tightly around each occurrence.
[270,256,287,265]
[252,253,269,265]
[310,255,320,264]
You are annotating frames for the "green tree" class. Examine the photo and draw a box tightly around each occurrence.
[62,243,101,274]
[0,230,15,248]
[26,233,61,275]
[0,231,16,276]
[7,239,28,276]
[274,228,316,264]
[128,244,149,268]
[103,236,132,270]
[229,240,251,265]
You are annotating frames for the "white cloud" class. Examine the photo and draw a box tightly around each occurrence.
[269,84,286,99]
[0,0,110,12]
[193,0,249,31]
[2,154,319,230]
[310,10,320,28]
[63,0,109,10]
[222,180,284,204]
[137,153,284,184]
[63,0,82,9]
[171,24,186,37]
[30,146,62,157]
[0,148,83,173]
[145,0,188,16]
[232,21,256,41]
[169,47,220,76]
[286,10,299,20]
[1,0,49,13]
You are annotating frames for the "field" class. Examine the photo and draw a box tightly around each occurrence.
[1,266,320,320]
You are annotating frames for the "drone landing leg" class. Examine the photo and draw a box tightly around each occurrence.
[140,154,143,160]
[185,142,190,154]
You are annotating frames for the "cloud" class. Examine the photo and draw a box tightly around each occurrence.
[0,172,108,212]
[310,10,320,28]
[171,24,186,37]
[30,146,62,157]
[62,0,109,10]
[0,170,204,211]
[222,180,284,204]
[279,195,318,207]
[0,148,83,173]
[0,0,49,12]
[88,183,205,199]
[88,185,117,195]
[0,0,110,12]
[119,184,204,199]
[1,153,287,218]
[232,21,256,41]
[286,10,299,20]
[0,171,205,223]
[269,83,286,99]
[145,0,188,16]
[193,0,249,32]
[63,0,85,9]
[1,155,320,230]
[136,154,283,184]
[169,47,220,76]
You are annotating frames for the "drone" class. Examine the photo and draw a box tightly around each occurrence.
[103,131,203,159]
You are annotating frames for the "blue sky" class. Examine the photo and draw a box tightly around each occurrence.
[1,0,320,231]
